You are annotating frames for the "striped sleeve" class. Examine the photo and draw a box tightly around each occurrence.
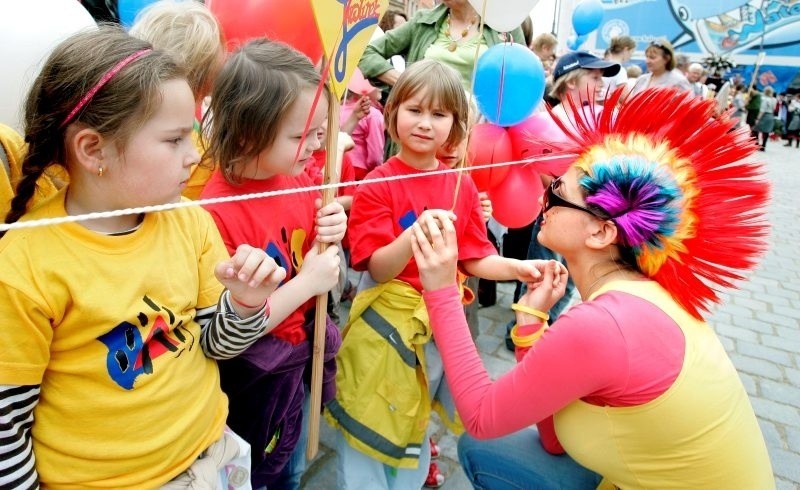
[0,385,39,489]
[198,290,270,360]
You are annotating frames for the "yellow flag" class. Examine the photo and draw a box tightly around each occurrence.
[311,0,389,99]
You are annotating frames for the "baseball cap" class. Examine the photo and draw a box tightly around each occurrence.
[552,51,621,81]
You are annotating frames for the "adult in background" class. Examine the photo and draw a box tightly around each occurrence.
[359,0,524,92]
[602,35,636,98]
[784,93,800,148]
[754,86,777,151]
[629,39,691,96]
[687,63,709,98]
[531,32,558,76]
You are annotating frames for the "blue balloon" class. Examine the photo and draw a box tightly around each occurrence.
[572,0,604,36]
[566,34,589,51]
[474,44,546,127]
[118,0,157,27]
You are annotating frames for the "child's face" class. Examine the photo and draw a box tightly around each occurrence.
[255,88,327,177]
[567,69,604,103]
[436,138,467,168]
[395,90,453,158]
[108,79,199,206]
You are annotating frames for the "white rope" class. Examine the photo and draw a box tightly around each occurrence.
[0,154,575,232]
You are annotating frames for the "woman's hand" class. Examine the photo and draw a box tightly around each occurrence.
[315,199,347,244]
[410,212,458,292]
[297,244,342,296]
[216,244,287,314]
[518,260,568,315]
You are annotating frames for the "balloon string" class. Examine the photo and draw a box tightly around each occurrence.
[0,153,576,232]
[451,0,489,213]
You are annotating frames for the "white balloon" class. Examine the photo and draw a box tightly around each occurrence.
[0,0,97,132]
[468,0,540,34]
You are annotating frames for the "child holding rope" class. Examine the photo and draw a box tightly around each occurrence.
[200,39,347,489]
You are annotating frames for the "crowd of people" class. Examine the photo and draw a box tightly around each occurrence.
[0,1,777,489]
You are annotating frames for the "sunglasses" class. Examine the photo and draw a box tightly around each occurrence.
[543,177,611,220]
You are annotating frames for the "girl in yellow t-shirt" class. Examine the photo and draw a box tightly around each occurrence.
[0,27,285,489]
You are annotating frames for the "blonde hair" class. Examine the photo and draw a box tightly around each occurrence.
[532,33,558,52]
[646,38,677,71]
[384,60,467,149]
[549,68,589,100]
[626,65,642,78]
[130,0,224,100]
[608,36,636,54]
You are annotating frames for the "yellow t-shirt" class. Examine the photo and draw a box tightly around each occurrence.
[0,189,229,489]
[0,123,64,219]
[554,281,774,489]
[181,127,215,200]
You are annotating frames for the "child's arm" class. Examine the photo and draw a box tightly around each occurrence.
[368,209,456,284]
[256,244,341,329]
[462,255,543,283]
[200,245,286,360]
[0,384,39,487]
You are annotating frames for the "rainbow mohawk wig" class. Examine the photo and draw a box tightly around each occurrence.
[551,87,771,319]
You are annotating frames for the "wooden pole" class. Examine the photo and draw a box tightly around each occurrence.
[306,85,339,461]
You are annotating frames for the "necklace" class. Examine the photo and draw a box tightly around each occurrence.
[444,13,477,52]
[582,269,626,300]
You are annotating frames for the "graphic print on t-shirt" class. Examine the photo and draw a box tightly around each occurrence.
[264,227,307,284]
[98,295,196,390]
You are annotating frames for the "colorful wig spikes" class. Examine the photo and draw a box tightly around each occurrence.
[549,87,771,319]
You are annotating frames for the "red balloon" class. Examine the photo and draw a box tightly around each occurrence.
[467,123,512,191]
[488,167,544,229]
[208,0,323,63]
[507,112,574,177]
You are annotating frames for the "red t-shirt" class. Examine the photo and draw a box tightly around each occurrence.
[348,156,496,291]
[201,171,319,344]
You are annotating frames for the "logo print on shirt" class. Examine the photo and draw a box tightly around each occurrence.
[98,296,195,390]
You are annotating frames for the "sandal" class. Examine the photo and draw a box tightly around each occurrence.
[429,437,440,460]
[424,461,445,488]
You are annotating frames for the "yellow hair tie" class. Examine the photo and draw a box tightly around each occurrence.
[510,323,548,348]
[511,303,550,321]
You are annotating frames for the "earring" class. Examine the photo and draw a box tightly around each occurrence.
[97,166,104,177]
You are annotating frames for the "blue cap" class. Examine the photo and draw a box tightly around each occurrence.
[552,51,621,81]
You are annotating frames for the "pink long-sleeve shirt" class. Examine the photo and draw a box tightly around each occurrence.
[423,284,684,452]
[340,101,385,174]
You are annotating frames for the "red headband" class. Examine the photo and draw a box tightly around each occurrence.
[61,49,152,127]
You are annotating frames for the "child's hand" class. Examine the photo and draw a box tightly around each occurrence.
[337,132,355,152]
[216,244,286,313]
[513,259,550,286]
[411,209,457,248]
[411,211,459,292]
[315,199,347,244]
[518,260,568,315]
[298,244,342,296]
[355,95,371,119]
[478,192,493,222]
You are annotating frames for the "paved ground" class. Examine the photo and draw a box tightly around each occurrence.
[301,140,800,489]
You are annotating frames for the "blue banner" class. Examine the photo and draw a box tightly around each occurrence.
[594,0,800,91]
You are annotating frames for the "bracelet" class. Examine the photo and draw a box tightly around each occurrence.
[230,292,268,311]
[510,323,548,348]
[511,303,550,321]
